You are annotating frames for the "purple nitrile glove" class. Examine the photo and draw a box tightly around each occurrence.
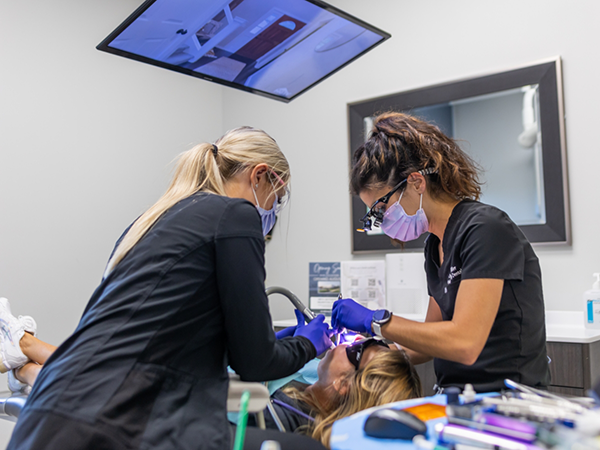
[275,309,304,339]
[294,314,333,355]
[331,298,375,335]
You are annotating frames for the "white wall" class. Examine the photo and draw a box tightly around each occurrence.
[0,1,223,445]
[221,0,600,320]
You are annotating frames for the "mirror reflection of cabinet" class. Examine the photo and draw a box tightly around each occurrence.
[349,58,569,253]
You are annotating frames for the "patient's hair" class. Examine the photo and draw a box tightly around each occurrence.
[350,112,482,201]
[290,349,422,448]
[105,126,289,275]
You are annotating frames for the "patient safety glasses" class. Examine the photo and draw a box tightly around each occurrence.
[345,338,389,370]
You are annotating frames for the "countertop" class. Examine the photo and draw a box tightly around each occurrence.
[274,310,600,344]
[545,310,600,344]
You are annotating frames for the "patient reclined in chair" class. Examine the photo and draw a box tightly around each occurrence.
[1,297,421,449]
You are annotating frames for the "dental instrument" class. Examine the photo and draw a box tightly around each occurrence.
[266,286,336,349]
[266,286,316,323]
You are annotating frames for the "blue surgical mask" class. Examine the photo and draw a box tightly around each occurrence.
[252,187,277,236]
[381,192,429,241]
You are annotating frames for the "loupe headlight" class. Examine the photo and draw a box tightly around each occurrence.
[358,208,384,232]
[356,168,436,233]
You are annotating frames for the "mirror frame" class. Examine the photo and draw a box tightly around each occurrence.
[348,57,569,253]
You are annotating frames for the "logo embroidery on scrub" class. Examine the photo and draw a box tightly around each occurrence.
[447,266,462,285]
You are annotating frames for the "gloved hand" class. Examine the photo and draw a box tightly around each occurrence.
[294,314,333,355]
[275,309,304,339]
[331,298,375,335]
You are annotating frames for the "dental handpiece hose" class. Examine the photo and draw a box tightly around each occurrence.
[265,286,316,322]
[265,286,334,349]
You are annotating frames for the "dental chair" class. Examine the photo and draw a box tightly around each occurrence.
[1,379,271,425]
[228,374,271,429]
[0,392,26,422]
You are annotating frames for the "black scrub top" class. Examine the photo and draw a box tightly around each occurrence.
[424,200,550,393]
[8,192,316,450]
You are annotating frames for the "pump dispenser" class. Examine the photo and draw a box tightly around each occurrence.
[584,273,600,329]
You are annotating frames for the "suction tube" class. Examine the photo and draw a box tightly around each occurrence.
[265,286,316,323]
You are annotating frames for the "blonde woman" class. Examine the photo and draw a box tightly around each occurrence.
[6,127,332,450]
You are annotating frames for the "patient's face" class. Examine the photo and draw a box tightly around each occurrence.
[317,345,354,387]
[317,340,390,389]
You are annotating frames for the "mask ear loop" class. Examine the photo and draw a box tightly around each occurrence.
[252,170,275,210]
[251,184,261,209]
[265,171,284,213]
[253,179,279,213]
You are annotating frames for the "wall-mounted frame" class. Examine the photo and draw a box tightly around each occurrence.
[348,57,569,253]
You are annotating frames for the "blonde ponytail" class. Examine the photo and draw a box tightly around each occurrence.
[104,127,289,276]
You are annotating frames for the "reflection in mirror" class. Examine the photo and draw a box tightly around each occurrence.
[364,85,545,226]
[349,58,568,252]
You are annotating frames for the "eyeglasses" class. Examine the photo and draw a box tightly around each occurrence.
[358,179,407,232]
[357,169,436,232]
[268,169,290,214]
[345,338,389,370]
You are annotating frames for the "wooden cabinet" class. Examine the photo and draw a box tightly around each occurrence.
[415,360,437,396]
[546,340,600,396]
[412,341,600,396]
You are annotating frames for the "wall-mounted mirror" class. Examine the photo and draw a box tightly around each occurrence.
[348,58,569,253]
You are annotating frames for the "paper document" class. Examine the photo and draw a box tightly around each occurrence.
[340,261,385,310]
[385,253,429,315]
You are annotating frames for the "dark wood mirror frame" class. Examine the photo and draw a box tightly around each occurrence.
[348,58,569,253]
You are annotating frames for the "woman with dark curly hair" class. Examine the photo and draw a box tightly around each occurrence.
[332,112,550,394]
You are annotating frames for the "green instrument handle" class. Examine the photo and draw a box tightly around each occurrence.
[233,390,251,450]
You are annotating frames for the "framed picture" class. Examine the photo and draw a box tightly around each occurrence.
[348,58,569,253]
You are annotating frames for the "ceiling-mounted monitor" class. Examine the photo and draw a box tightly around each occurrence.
[97,0,390,102]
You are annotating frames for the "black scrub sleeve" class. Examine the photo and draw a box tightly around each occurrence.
[215,202,316,381]
[459,210,525,281]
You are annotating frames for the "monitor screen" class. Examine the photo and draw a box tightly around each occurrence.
[97,0,390,102]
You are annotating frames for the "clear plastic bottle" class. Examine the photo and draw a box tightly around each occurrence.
[584,273,600,329]
[260,441,281,450]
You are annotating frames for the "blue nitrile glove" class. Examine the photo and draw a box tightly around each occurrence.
[294,314,333,355]
[275,309,304,339]
[331,298,375,335]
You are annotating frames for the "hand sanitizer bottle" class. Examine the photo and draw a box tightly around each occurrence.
[584,273,600,329]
